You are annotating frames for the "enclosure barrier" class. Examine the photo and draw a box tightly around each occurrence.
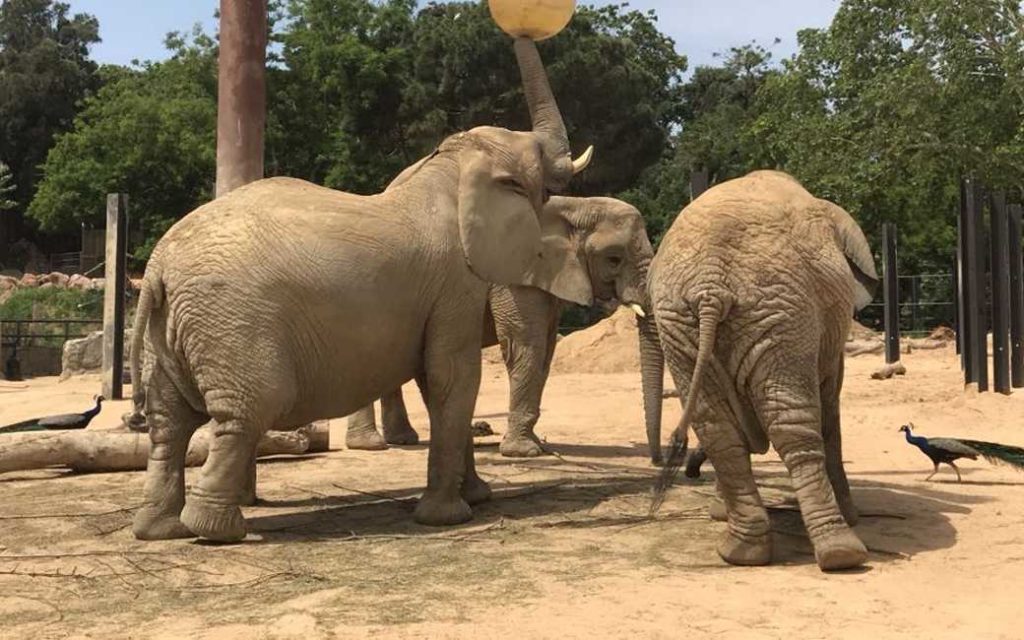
[955,178,1024,394]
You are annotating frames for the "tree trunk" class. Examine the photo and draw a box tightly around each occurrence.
[0,422,329,474]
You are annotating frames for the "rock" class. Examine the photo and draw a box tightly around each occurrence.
[60,331,105,380]
[42,272,70,288]
[0,275,17,293]
[90,277,105,290]
[928,326,955,342]
[39,282,54,289]
[19,273,38,288]
[68,274,92,290]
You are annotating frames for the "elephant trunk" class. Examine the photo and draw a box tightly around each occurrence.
[635,257,664,465]
[513,37,592,191]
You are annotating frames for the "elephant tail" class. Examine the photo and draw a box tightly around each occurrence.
[650,295,724,514]
[124,270,164,431]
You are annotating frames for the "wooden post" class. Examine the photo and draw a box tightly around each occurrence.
[990,192,1011,394]
[689,167,709,201]
[102,194,128,400]
[1009,203,1024,389]
[882,223,900,364]
[215,0,267,198]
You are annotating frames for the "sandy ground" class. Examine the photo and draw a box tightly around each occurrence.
[0,345,1023,640]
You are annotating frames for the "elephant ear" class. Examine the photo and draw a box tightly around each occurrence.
[457,145,544,285]
[522,200,593,306]
[821,200,879,311]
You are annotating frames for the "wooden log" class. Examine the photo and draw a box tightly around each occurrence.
[0,422,329,474]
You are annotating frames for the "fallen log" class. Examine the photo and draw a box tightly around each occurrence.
[0,421,330,475]
[871,361,907,380]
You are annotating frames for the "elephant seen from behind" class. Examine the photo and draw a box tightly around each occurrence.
[643,170,879,571]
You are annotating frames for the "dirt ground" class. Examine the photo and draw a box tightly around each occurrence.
[1,345,1023,640]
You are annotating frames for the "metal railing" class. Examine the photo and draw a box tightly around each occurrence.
[0,319,103,350]
[857,273,955,338]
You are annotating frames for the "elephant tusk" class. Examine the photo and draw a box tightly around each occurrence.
[571,145,594,175]
[628,303,646,318]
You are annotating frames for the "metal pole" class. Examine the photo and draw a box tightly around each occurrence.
[973,182,989,391]
[102,194,128,400]
[882,223,901,364]
[958,183,970,373]
[215,0,267,198]
[1009,203,1024,389]
[990,191,1011,394]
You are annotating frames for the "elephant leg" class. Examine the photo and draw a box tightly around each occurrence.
[822,359,857,525]
[494,287,559,458]
[346,402,388,451]
[240,451,259,507]
[414,319,488,526]
[133,364,205,540]
[757,376,866,571]
[180,412,266,543]
[381,387,419,445]
[693,420,772,566]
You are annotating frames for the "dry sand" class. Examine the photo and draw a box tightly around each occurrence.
[1,344,1023,639]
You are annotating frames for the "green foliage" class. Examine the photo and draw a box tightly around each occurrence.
[747,0,1024,272]
[27,29,218,260]
[0,286,103,321]
[0,0,100,209]
[0,162,16,212]
[270,0,687,196]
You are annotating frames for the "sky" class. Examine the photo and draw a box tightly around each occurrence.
[66,1,841,70]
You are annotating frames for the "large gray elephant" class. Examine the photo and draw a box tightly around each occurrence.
[642,170,878,572]
[344,195,654,458]
[127,38,606,543]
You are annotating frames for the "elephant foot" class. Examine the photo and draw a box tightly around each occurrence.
[383,424,419,446]
[346,427,388,451]
[180,495,246,543]
[717,531,772,566]
[461,474,492,506]
[414,490,473,527]
[812,527,867,572]
[132,505,194,540]
[499,432,544,458]
[684,448,707,478]
[708,498,727,522]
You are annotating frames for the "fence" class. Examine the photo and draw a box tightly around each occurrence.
[856,273,956,337]
[1,319,103,380]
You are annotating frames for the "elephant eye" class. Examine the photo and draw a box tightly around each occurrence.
[607,255,623,267]
[498,176,528,197]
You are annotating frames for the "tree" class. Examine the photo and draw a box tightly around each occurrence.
[748,0,1024,273]
[0,0,100,210]
[28,29,217,260]
[0,162,16,212]
[270,0,687,196]
[620,44,776,244]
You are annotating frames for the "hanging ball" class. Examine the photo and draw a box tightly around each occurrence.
[488,0,577,41]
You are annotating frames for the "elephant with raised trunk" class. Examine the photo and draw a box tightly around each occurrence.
[345,195,654,458]
[642,170,878,571]
[128,38,595,543]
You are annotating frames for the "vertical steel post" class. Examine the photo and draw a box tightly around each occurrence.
[216,0,268,198]
[973,182,989,391]
[102,194,128,400]
[882,223,901,364]
[958,183,970,372]
[1008,203,1024,389]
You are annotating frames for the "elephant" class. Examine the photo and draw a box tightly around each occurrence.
[641,170,879,571]
[343,195,654,458]
[126,37,605,543]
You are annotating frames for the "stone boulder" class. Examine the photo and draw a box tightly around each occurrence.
[68,274,93,290]
[20,273,38,288]
[60,330,104,380]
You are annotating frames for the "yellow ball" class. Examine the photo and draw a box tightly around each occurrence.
[488,0,577,41]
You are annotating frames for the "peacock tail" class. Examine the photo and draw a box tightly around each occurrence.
[0,420,43,434]
[956,439,1024,471]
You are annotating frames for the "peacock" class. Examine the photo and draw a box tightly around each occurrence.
[899,423,1024,482]
[0,395,105,434]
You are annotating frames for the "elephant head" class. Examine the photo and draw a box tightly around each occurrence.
[525,196,652,309]
[385,37,593,288]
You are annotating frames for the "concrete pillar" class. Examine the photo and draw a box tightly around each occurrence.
[215,0,267,198]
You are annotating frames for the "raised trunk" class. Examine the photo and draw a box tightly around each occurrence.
[638,314,665,465]
[513,37,573,190]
